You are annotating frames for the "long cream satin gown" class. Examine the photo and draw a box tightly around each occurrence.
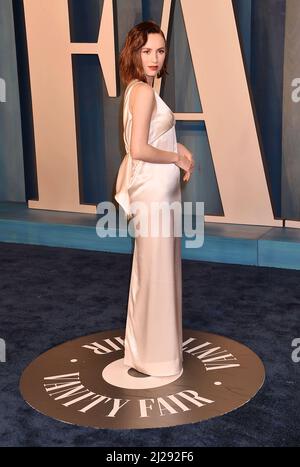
[115,79,183,376]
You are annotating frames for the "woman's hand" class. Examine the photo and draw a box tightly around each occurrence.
[176,142,195,182]
[175,153,192,172]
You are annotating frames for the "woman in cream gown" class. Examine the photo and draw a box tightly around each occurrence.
[115,78,184,377]
[114,17,196,379]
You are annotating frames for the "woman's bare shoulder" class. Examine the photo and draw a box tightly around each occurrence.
[129,82,155,114]
[132,81,153,91]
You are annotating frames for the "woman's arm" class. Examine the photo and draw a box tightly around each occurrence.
[129,83,179,164]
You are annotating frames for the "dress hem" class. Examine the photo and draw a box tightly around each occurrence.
[123,356,183,377]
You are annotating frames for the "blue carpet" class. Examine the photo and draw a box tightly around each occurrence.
[0,242,299,446]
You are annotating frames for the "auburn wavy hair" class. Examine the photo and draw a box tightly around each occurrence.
[119,21,169,87]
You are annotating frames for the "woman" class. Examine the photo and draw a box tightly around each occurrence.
[115,21,194,377]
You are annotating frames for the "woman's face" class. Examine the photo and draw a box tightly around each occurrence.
[140,33,166,81]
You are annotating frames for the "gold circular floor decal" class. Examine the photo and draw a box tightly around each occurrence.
[20,329,265,429]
